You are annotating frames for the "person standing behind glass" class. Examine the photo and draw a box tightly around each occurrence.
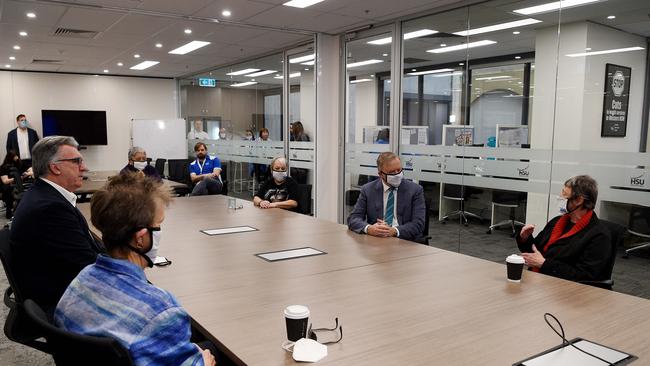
[254,128,271,183]
[187,120,209,140]
[253,157,299,212]
[189,142,222,196]
[7,114,40,168]
[289,121,310,184]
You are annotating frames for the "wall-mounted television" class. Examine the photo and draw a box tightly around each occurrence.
[41,110,108,146]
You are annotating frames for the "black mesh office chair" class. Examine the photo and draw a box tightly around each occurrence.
[624,206,650,258]
[486,190,527,236]
[23,299,135,366]
[0,229,50,353]
[296,184,312,215]
[579,220,625,290]
[154,158,166,178]
[440,184,481,226]
[166,159,191,196]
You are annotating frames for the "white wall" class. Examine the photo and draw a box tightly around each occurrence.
[299,70,316,138]
[0,71,177,171]
[353,78,379,143]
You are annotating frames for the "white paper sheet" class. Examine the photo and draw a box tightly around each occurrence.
[201,226,257,235]
[523,340,631,366]
[257,247,325,262]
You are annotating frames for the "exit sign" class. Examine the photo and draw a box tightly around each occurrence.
[199,78,216,87]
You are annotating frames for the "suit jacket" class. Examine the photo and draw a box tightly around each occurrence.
[517,213,612,282]
[6,128,39,157]
[348,178,426,241]
[10,178,104,313]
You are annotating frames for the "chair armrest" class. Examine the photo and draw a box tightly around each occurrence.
[4,287,16,309]
[578,279,614,290]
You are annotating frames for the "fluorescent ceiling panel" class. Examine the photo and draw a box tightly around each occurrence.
[350,78,373,84]
[475,75,511,81]
[368,29,438,45]
[231,81,258,87]
[453,19,542,36]
[168,41,211,55]
[274,72,302,79]
[566,46,644,57]
[226,68,260,76]
[407,68,454,76]
[301,60,315,66]
[514,0,600,15]
[289,54,315,63]
[246,70,277,77]
[283,0,325,9]
[130,61,159,70]
[427,40,496,53]
[346,59,383,68]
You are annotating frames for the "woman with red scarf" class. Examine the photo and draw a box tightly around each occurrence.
[517,175,612,282]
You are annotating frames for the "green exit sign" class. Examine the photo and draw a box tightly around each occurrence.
[199,78,216,87]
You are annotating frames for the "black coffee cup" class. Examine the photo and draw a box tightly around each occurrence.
[284,305,310,342]
[506,254,525,282]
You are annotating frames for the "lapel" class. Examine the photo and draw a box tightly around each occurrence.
[373,179,384,219]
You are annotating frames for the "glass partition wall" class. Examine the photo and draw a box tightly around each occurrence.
[344,0,650,299]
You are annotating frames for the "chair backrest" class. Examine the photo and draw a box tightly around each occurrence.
[296,184,312,215]
[0,229,24,302]
[442,184,465,199]
[23,299,135,366]
[167,159,191,185]
[600,220,625,282]
[154,159,166,178]
[491,190,527,205]
[628,206,650,235]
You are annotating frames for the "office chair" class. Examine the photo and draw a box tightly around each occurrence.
[296,184,313,215]
[166,159,191,196]
[415,198,432,245]
[440,184,482,226]
[579,220,625,290]
[154,158,166,178]
[486,190,526,237]
[624,206,650,258]
[0,229,50,353]
[23,299,135,366]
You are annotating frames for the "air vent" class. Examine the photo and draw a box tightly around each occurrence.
[31,59,65,65]
[52,27,99,39]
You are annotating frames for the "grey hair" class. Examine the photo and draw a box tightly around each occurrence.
[32,136,79,179]
[270,156,287,169]
[564,175,598,210]
[128,146,146,160]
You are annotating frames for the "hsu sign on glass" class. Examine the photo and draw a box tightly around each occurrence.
[199,78,216,88]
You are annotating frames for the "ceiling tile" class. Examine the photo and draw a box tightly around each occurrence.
[139,0,215,15]
[57,7,125,32]
[108,14,171,36]
[0,0,67,27]
[195,0,276,22]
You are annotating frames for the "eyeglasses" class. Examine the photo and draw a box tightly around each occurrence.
[380,169,403,176]
[307,317,343,345]
[55,157,84,166]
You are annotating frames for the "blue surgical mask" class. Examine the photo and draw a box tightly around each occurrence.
[19,120,28,128]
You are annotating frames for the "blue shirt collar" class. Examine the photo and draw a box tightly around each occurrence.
[94,254,147,283]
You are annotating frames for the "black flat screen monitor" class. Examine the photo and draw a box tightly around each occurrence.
[41,110,108,146]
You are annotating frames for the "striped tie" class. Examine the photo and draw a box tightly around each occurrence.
[385,188,395,226]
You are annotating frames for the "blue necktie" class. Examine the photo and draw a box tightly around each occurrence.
[385,188,395,226]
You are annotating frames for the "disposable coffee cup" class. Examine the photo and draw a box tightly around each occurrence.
[284,305,310,342]
[506,254,525,282]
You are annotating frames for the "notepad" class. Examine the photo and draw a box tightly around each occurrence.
[516,338,635,366]
[201,226,258,235]
[256,247,326,262]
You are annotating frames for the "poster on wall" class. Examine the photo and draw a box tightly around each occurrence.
[601,63,630,137]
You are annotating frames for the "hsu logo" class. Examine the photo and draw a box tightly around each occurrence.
[630,173,645,187]
[517,165,530,177]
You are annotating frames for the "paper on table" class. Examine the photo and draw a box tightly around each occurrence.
[256,247,325,262]
[523,340,631,366]
[201,226,257,235]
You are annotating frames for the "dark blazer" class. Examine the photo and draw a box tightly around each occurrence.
[517,213,612,282]
[348,178,426,241]
[6,128,39,157]
[10,178,104,313]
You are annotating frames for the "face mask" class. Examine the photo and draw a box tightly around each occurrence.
[19,120,28,128]
[385,171,403,188]
[290,338,328,363]
[273,170,287,182]
[145,230,161,266]
[219,133,226,139]
[557,196,580,214]
[133,161,147,171]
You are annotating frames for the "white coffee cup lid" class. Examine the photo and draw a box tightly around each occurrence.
[506,254,525,264]
[284,305,310,319]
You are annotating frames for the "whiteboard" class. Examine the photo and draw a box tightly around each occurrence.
[132,119,187,159]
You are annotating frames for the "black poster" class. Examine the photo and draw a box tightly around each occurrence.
[601,63,631,137]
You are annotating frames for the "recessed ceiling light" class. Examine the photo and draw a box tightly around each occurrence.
[440,43,447,47]
[155,43,163,48]
[566,46,644,57]
[427,40,496,53]
[245,70,277,77]
[304,68,309,71]
[4,64,11,68]
[368,29,438,45]
[382,53,388,57]
[407,68,455,76]
[117,62,123,66]
[283,0,325,8]
[169,41,211,55]
[222,10,232,17]
[19,31,28,37]
[454,18,541,36]
[585,47,592,51]
[103,69,109,73]
[346,59,383,68]
[13,45,20,50]
[130,60,159,70]
[513,31,521,35]
[134,54,140,58]
[514,0,600,15]
[26,12,36,18]
[289,54,315,63]
[226,68,261,76]
[459,62,465,66]
[607,15,616,19]
[350,79,373,84]
[9,56,16,60]
[184,29,192,34]
[231,81,258,87]
[411,68,417,71]
[515,56,521,59]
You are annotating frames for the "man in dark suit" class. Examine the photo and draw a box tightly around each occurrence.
[10,135,104,313]
[348,152,426,242]
[6,114,40,168]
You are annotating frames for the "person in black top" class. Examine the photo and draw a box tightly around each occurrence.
[6,114,40,168]
[119,146,161,181]
[0,151,31,218]
[253,157,299,212]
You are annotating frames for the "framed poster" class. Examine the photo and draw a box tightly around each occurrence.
[601,63,630,137]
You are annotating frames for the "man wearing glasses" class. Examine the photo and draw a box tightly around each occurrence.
[348,152,426,242]
[10,136,104,314]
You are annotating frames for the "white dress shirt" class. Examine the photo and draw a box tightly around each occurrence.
[42,178,77,207]
[187,130,210,140]
[363,180,400,237]
[17,128,31,160]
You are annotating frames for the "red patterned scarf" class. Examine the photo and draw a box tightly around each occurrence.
[532,210,593,272]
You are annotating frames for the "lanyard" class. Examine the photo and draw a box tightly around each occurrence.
[197,159,207,173]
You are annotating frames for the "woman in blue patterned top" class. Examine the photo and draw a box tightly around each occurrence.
[54,173,216,366]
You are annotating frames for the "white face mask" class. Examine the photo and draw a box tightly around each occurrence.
[133,161,147,171]
[386,171,403,188]
[291,338,328,363]
[557,196,568,214]
[272,170,287,182]
[145,230,161,266]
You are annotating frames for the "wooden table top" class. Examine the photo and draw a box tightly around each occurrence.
[76,170,186,194]
[78,195,650,366]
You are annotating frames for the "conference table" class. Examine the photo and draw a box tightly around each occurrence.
[79,195,650,365]
[76,170,187,195]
